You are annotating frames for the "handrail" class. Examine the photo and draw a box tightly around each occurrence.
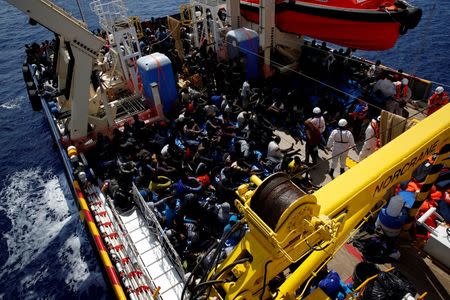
[104,193,159,299]
[131,183,186,282]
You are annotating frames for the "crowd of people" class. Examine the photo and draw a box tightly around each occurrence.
[25,19,449,273]
[90,34,383,268]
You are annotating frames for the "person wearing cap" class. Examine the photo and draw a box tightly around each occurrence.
[373,73,395,99]
[359,116,380,161]
[427,86,449,116]
[390,78,412,116]
[327,119,355,177]
[304,118,321,165]
[223,215,246,248]
[308,107,326,134]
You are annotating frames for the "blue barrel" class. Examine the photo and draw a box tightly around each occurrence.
[137,53,178,114]
[226,28,259,80]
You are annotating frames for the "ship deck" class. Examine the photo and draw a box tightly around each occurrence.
[329,238,450,299]
[25,22,448,298]
[276,108,449,299]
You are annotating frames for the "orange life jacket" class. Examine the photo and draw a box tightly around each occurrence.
[427,92,449,115]
[406,180,422,192]
[395,84,408,99]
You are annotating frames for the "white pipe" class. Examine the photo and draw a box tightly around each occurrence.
[416,207,437,225]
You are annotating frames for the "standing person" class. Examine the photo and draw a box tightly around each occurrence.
[427,86,449,116]
[308,107,326,135]
[393,78,412,117]
[308,107,327,148]
[359,116,380,161]
[367,60,382,79]
[304,119,321,165]
[327,119,355,178]
[241,80,251,109]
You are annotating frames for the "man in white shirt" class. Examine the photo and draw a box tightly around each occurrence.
[327,119,355,178]
[241,81,251,109]
[373,76,395,98]
[308,107,326,134]
[359,116,380,161]
[237,111,249,128]
[267,136,294,165]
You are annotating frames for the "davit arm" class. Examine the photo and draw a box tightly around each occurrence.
[5,0,105,140]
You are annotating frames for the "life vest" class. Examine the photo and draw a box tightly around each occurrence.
[430,190,442,201]
[186,101,194,113]
[197,174,210,187]
[395,84,408,99]
[305,119,321,145]
[427,92,449,115]
[396,180,421,194]
[444,190,450,205]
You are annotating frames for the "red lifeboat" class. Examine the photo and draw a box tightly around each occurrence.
[240,0,422,50]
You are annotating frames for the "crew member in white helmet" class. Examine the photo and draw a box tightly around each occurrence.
[359,116,380,161]
[327,119,355,178]
[308,107,326,134]
[389,78,411,116]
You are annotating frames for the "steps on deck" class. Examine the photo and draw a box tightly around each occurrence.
[119,209,184,299]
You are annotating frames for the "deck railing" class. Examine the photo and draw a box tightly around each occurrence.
[131,184,186,282]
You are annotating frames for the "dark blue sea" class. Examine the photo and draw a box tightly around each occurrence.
[0,0,448,298]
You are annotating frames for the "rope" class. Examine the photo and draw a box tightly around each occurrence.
[224,38,403,114]
[149,22,180,46]
[220,38,431,150]
[74,0,86,23]
[293,103,437,180]
[220,35,442,176]
[299,41,450,89]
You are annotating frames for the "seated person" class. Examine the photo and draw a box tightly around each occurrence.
[183,118,200,140]
[266,136,295,165]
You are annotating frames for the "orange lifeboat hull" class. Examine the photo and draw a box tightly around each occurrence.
[240,0,422,50]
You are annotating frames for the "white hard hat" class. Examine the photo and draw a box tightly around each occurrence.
[377,115,381,122]
[78,172,87,183]
[435,86,444,94]
[338,119,348,127]
[401,78,409,85]
[313,107,321,114]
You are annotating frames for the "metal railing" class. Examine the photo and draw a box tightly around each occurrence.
[131,184,186,282]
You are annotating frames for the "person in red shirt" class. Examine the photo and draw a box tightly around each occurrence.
[427,86,449,116]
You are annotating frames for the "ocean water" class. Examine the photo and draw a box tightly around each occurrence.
[0,0,448,298]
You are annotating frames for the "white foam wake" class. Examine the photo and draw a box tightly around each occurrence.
[58,234,90,290]
[0,96,23,110]
[0,168,108,297]
[0,168,70,274]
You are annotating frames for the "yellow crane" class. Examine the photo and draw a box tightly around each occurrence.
[204,104,450,299]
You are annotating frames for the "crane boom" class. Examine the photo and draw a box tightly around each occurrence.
[6,0,104,58]
[210,104,450,300]
[5,0,106,140]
